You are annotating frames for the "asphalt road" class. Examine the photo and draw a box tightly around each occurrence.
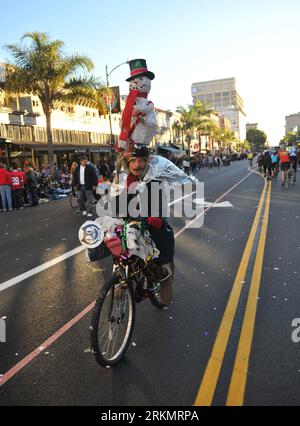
[0,160,300,406]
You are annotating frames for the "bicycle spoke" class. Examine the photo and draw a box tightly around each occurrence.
[99,321,111,347]
[95,281,133,363]
[110,320,121,358]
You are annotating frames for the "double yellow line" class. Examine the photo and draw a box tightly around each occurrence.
[194,180,272,406]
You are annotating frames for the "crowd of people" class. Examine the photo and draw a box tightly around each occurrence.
[0,151,249,214]
[170,152,247,175]
[0,163,40,212]
[255,143,300,186]
[0,158,114,213]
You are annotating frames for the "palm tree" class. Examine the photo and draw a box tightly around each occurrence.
[4,32,102,172]
[176,106,192,153]
[191,101,213,151]
[282,132,297,146]
[211,128,234,151]
[177,101,219,154]
[223,130,236,151]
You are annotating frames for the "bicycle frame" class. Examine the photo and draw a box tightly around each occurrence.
[112,256,161,301]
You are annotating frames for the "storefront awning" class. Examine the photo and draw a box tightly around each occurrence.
[7,140,113,152]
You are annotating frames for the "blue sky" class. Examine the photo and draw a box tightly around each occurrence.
[1,0,300,144]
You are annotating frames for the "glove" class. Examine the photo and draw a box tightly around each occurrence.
[118,140,128,149]
[147,217,164,229]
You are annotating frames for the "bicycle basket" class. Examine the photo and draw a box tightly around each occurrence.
[87,242,111,261]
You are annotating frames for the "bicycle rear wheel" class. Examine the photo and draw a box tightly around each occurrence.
[291,169,296,184]
[90,273,135,367]
[286,171,291,190]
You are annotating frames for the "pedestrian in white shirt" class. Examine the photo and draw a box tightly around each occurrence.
[73,155,98,217]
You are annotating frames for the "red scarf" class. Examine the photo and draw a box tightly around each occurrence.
[119,89,139,142]
[126,173,139,190]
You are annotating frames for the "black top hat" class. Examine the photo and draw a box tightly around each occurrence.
[128,145,150,159]
[126,59,155,82]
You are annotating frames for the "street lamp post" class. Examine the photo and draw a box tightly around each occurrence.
[179,124,184,151]
[105,61,128,151]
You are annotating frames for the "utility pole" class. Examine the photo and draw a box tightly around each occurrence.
[105,61,129,153]
[105,65,114,149]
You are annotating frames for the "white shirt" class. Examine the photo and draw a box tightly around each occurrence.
[80,165,86,185]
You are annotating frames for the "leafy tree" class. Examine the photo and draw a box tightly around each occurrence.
[176,105,196,153]
[176,101,213,154]
[191,101,213,149]
[281,131,300,146]
[236,139,251,152]
[212,128,235,151]
[246,128,267,150]
[4,32,103,172]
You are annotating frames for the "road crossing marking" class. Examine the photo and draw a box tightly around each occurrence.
[0,246,85,293]
[194,199,234,208]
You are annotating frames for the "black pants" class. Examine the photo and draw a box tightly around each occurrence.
[28,186,38,206]
[149,224,175,265]
[263,165,272,177]
[12,189,24,209]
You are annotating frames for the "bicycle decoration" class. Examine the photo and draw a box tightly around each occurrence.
[78,221,104,249]
[115,59,158,180]
[78,216,159,261]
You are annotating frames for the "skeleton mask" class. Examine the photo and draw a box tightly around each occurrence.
[129,76,151,94]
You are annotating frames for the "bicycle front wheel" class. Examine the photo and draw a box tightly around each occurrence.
[91,274,135,367]
[69,193,79,209]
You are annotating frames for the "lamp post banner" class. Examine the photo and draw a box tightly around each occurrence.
[104,86,121,114]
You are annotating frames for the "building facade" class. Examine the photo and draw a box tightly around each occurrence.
[0,90,179,167]
[285,113,300,134]
[191,77,246,140]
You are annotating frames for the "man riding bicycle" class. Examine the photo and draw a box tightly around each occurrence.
[262,150,272,180]
[271,150,279,178]
[278,143,292,186]
[247,151,254,167]
[287,143,297,183]
[256,151,263,173]
[109,145,197,305]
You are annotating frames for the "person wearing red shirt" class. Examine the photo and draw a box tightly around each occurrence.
[9,167,25,209]
[18,168,28,205]
[278,144,291,186]
[0,163,13,212]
